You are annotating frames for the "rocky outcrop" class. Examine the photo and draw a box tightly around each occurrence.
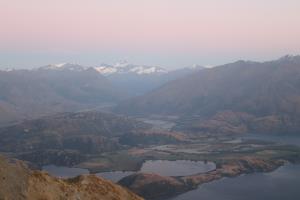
[0,155,143,200]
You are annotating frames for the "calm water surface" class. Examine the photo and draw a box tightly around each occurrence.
[140,160,215,176]
[42,165,89,178]
[43,160,216,181]
[42,162,300,200]
[41,134,300,199]
[172,164,300,200]
[96,171,134,182]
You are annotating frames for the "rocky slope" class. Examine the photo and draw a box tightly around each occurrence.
[117,55,300,135]
[0,155,143,200]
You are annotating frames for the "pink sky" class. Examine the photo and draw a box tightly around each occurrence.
[0,0,300,67]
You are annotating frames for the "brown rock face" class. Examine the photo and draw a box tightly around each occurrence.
[0,155,143,200]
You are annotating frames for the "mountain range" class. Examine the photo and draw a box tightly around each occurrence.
[117,55,300,135]
[2,55,300,135]
[0,62,203,126]
[1,55,300,200]
[40,61,203,76]
[40,61,205,96]
[0,66,124,126]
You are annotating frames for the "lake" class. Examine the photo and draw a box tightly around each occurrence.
[172,164,300,200]
[96,171,134,182]
[43,160,216,181]
[140,160,215,176]
[41,157,300,200]
[42,165,89,178]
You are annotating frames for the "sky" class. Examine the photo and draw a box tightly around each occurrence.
[0,0,299,69]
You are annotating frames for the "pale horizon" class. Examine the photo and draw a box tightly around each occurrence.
[0,0,299,69]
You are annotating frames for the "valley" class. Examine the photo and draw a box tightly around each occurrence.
[1,109,300,200]
[39,126,300,199]
[1,0,299,199]
[1,108,300,199]
[1,56,300,200]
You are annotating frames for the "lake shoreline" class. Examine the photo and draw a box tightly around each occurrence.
[118,157,293,200]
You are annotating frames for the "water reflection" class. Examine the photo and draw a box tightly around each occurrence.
[140,160,216,176]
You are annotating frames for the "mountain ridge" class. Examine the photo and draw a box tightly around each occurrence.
[116,55,300,134]
[0,67,125,126]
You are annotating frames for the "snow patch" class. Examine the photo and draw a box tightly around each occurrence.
[54,63,67,68]
[94,66,118,75]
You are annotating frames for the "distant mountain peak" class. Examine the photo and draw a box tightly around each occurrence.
[188,64,205,70]
[278,54,300,62]
[53,63,68,67]
[94,62,168,76]
[94,65,117,75]
[38,63,86,71]
[0,67,14,72]
[114,60,130,68]
[39,62,168,76]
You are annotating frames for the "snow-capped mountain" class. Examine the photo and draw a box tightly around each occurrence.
[34,61,205,96]
[0,67,14,72]
[94,61,168,76]
[38,63,87,71]
[38,61,168,76]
